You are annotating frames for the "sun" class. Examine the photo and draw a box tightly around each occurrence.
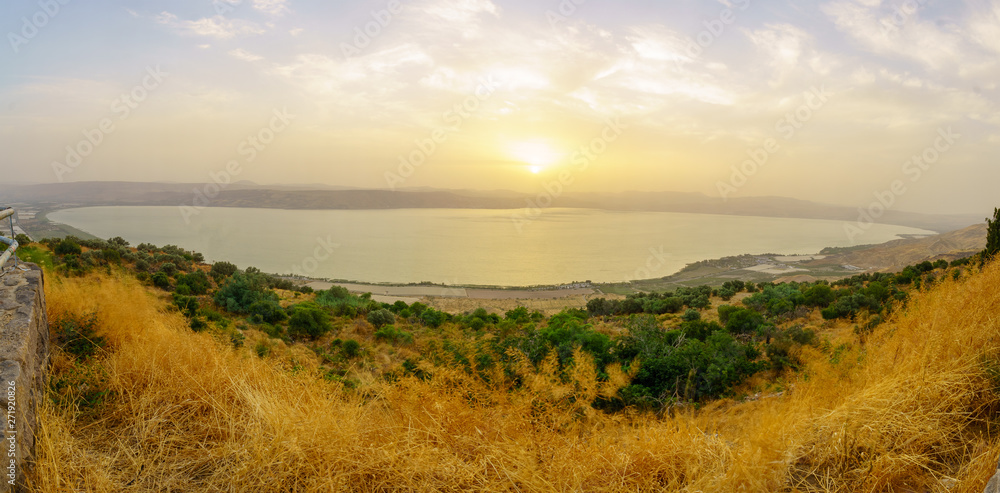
[508,139,561,172]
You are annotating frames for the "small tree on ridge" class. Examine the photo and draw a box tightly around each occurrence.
[986,207,1000,261]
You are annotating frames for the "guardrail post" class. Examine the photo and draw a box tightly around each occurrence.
[0,208,20,272]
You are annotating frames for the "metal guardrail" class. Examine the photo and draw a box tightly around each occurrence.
[0,207,20,272]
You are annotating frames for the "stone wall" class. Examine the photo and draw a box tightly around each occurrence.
[0,263,48,492]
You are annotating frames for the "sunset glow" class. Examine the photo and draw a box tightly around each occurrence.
[509,140,562,172]
[0,0,997,214]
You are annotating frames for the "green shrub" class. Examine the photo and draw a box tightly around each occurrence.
[151,272,170,290]
[287,303,333,340]
[420,308,447,328]
[367,308,396,328]
[248,300,287,324]
[315,287,379,317]
[177,270,211,295]
[374,325,413,345]
[190,318,208,332]
[54,238,82,256]
[803,284,834,307]
[101,248,121,264]
[682,308,701,322]
[717,287,736,301]
[214,271,281,316]
[255,341,271,358]
[341,339,361,358]
[724,308,764,335]
[52,313,106,360]
[210,261,238,280]
[159,262,178,277]
[172,293,199,318]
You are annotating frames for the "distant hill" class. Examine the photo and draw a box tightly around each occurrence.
[806,223,987,272]
[0,181,982,233]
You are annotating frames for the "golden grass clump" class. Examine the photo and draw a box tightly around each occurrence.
[29,263,1000,491]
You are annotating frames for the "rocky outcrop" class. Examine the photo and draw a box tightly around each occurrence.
[986,456,1000,493]
[0,263,48,492]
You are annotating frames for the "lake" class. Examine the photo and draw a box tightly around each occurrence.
[48,207,933,286]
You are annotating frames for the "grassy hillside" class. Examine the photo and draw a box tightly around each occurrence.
[25,241,1000,491]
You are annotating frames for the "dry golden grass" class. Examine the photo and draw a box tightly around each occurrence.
[29,263,1000,492]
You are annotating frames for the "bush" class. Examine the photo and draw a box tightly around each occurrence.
[288,304,333,340]
[177,271,211,295]
[210,261,238,280]
[172,293,199,318]
[420,308,447,328]
[681,309,701,322]
[14,234,31,246]
[100,248,121,264]
[803,284,834,307]
[724,308,764,335]
[214,271,281,315]
[151,272,170,290]
[159,262,178,277]
[341,339,361,358]
[52,313,106,360]
[616,318,760,403]
[367,309,396,328]
[717,287,736,301]
[55,238,82,256]
[248,300,287,324]
[315,288,379,318]
[374,325,413,345]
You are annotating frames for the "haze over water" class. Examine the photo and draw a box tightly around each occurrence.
[50,207,932,286]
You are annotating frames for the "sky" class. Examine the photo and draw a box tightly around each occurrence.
[0,0,998,215]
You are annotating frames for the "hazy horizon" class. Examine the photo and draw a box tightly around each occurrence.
[2,0,999,216]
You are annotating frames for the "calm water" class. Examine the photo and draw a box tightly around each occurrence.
[49,207,933,286]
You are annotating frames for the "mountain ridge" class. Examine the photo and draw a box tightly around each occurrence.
[0,181,981,233]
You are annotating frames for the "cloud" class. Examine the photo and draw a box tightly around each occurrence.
[156,12,266,39]
[228,48,263,62]
[421,0,499,23]
[820,0,967,72]
[745,24,811,87]
[968,1,1000,55]
[253,0,290,16]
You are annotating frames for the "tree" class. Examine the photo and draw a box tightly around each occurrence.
[109,236,130,247]
[803,284,834,307]
[987,207,1000,260]
[725,308,764,335]
[210,261,238,281]
[717,287,737,301]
